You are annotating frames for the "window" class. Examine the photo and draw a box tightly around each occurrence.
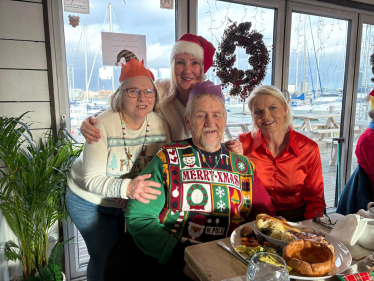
[60,0,176,278]
[287,12,349,208]
[350,21,374,175]
[62,0,176,142]
[197,0,278,139]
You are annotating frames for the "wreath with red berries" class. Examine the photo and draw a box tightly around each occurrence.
[215,21,270,99]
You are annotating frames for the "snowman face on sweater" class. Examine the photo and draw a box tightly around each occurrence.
[183,156,195,166]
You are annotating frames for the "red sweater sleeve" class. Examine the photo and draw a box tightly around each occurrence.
[247,171,275,222]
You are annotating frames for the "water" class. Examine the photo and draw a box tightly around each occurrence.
[246,263,290,281]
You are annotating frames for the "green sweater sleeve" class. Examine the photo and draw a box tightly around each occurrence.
[125,154,178,264]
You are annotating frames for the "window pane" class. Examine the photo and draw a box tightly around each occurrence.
[287,13,349,208]
[350,23,374,175]
[63,0,175,142]
[197,0,275,140]
[62,0,175,268]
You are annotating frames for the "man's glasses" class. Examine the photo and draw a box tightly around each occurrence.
[313,212,337,230]
[125,88,156,98]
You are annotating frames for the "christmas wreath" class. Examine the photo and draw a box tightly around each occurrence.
[215,21,270,99]
[187,184,208,210]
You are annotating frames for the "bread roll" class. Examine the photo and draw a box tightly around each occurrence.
[256,214,301,236]
[283,239,335,277]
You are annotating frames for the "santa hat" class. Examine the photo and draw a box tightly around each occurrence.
[189,214,207,228]
[115,49,155,83]
[170,33,215,73]
[188,80,225,103]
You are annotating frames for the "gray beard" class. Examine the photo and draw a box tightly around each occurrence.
[192,131,222,152]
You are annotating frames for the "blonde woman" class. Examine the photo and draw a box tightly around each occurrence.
[227,85,326,221]
[80,33,215,142]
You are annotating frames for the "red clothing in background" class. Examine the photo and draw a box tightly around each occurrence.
[239,129,326,220]
[355,122,374,199]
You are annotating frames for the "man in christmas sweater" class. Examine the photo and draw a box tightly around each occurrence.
[121,81,275,279]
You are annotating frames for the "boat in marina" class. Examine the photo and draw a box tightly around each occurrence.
[292,96,342,114]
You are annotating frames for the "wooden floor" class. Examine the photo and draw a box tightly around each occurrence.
[76,134,358,268]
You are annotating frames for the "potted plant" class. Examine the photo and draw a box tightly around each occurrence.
[0,113,82,280]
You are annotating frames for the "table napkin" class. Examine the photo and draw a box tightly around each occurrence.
[329,214,367,246]
[358,209,374,219]
[338,272,374,281]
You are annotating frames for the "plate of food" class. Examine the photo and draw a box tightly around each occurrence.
[230,214,352,280]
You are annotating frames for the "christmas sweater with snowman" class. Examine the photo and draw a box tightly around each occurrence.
[126,139,275,264]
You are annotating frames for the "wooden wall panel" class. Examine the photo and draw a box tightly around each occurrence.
[0,41,47,69]
[0,1,44,41]
[0,102,51,129]
[12,0,42,3]
[0,70,49,101]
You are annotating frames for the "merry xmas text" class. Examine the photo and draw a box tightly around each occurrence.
[182,170,240,187]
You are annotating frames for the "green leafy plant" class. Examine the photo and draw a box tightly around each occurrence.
[0,113,82,280]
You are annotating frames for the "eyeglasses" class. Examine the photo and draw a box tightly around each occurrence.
[124,88,156,98]
[313,212,337,230]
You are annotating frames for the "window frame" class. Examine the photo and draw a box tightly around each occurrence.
[282,0,359,197]
[344,13,374,184]
[192,0,286,88]
[48,1,185,279]
[47,0,374,278]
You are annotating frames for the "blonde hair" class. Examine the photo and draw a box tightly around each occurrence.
[109,77,159,113]
[248,85,293,133]
[162,57,206,106]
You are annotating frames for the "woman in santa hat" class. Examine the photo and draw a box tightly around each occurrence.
[65,50,170,281]
[80,33,215,142]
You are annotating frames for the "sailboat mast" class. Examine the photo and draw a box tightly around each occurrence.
[302,14,307,95]
[84,22,88,103]
[295,14,300,94]
[316,17,320,96]
[109,2,115,94]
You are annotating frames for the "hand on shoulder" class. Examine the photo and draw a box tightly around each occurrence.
[225,140,244,154]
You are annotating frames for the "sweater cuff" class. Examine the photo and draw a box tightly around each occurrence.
[120,179,132,199]
[159,234,179,264]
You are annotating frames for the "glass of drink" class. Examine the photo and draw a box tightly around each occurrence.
[246,252,290,281]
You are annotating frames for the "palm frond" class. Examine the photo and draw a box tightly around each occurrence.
[0,113,83,277]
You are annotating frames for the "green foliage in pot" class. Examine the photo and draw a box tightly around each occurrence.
[0,113,82,279]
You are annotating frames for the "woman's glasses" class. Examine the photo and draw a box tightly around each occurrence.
[125,88,156,98]
[313,212,337,230]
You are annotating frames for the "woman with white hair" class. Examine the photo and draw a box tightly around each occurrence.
[81,33,216,142]
[227,85,326,222]
[65,50,170,281]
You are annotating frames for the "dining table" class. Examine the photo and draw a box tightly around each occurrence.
[184,213,373,281]
[292,113,341,133]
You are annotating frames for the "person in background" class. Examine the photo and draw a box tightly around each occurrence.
[65,50,170,281]
[355,115,374,199]
[104,81,275,280]
[227,85,326,221]
[80,33,215,143]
